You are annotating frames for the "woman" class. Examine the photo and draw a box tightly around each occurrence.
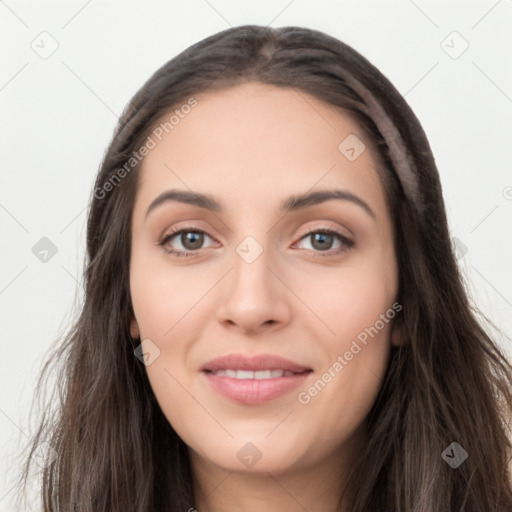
[16,25,512,511]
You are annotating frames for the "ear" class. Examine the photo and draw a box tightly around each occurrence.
[390,318,405,347]
[130,317,140,339]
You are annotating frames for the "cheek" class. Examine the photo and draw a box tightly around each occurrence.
[292,263,395,431]
[129,261,207,436]
[129,256,217,401]
[293,331,392,463]
[130,253,217,341]
[293,256,396,342]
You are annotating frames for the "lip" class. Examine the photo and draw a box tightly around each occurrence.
[201,353,312,373]
[201,353,312,405]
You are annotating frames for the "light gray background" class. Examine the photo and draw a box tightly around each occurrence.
[1,1,511,509]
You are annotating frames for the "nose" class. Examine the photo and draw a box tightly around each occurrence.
[216,241,292,335]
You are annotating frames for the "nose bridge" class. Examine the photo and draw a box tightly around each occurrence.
[216,230,290,331]
[226,200,275,275]
[231,233,275,297]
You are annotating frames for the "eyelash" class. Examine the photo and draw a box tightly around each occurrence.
[159,225,354,258]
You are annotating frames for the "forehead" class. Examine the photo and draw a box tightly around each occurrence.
[133,82,389,223]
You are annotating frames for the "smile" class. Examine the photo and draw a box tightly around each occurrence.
[201,353,313,404]
[208,369,296,379]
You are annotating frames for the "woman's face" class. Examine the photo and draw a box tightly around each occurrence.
[129,82,401,476]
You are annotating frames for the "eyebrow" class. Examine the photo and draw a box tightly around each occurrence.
[144,188,376,221]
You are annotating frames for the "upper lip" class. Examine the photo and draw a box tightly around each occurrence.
[201,354,312,373]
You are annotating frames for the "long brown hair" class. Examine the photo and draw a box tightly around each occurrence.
[15,25,512,511]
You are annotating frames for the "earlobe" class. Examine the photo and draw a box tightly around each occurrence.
[130,318,140,339]
[390,320,404,347]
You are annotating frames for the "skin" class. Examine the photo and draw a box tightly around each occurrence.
[129,82,402,512]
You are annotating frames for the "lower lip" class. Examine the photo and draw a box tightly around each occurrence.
[203,371,311,404]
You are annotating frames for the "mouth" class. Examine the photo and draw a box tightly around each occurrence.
[206,369,298,379]
[201,354,313,404]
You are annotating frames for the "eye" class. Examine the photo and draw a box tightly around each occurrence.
[159,227,217,257]
[294,228,354,256]
[159,226,354,258]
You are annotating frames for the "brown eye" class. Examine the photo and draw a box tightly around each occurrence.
[179,231,204,250]
[309,232,335,251]
[159,228,216,256]
[295,229,354,255]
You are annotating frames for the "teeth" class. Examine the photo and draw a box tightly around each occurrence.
[255,370,271,379]
[211,369,296,379]
[237,370,255,379]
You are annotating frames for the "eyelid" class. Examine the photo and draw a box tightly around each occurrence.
[292,226,354,255]
[294,221,353,242]
[159,225,218,256]
[159,223,354,258]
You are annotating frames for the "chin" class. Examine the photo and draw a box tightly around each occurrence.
[189,434,311,475]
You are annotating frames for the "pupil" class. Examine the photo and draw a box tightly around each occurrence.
[312,233,333,251]
[182,232,203,250]
[178,232,334,252]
